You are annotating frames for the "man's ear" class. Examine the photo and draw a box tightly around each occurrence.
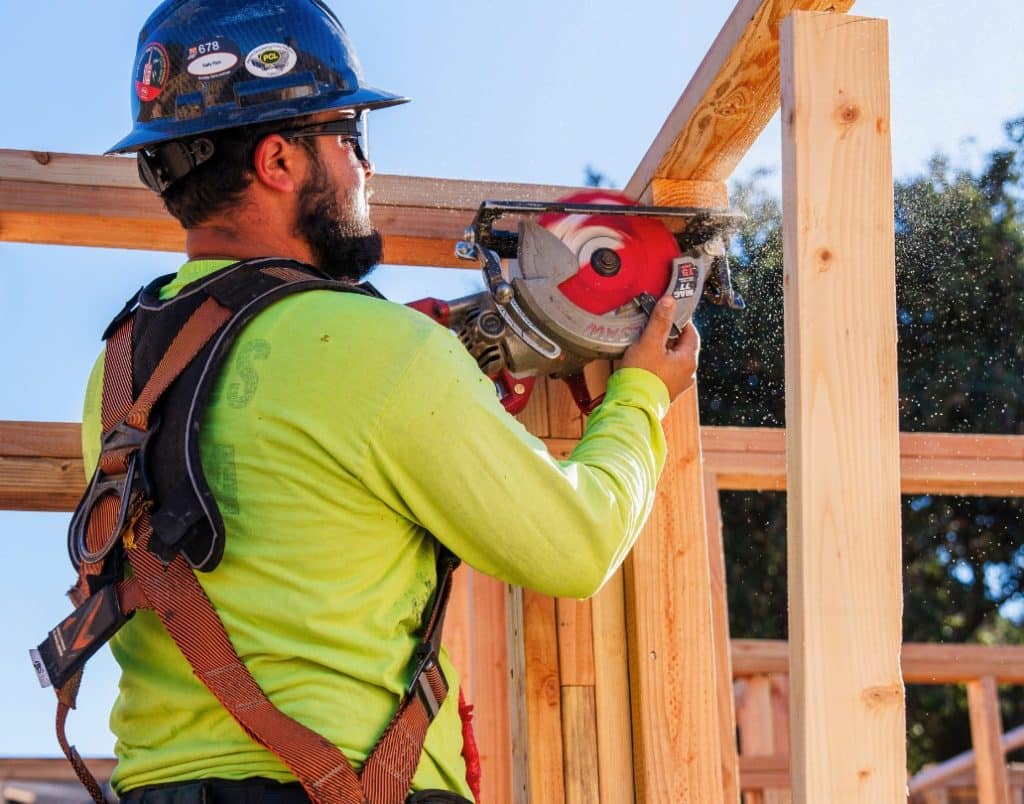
[251,134,303,194]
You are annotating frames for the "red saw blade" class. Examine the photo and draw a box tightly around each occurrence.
[539,189,681,315]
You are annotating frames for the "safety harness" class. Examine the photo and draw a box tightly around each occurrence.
[31,258,467,804]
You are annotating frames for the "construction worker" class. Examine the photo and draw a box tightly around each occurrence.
[75,1,699,802]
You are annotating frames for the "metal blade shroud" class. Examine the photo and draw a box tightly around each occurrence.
[512,189,707,362]
[432,189,742,412]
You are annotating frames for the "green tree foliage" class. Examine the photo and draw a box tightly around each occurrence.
[694,119,1024,772]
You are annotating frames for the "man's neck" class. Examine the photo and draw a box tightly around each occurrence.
[184,222,315,266]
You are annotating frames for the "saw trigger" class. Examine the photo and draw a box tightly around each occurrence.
[633,293,683,339]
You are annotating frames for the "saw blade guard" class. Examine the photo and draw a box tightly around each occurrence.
[509,189,713,361]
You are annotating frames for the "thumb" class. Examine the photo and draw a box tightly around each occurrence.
[640,294,676,345]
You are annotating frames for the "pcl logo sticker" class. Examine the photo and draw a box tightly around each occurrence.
[245,43,297,78]
[135,42,170,102]
[186,38,240,79]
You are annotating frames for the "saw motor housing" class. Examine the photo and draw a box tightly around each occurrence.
[408,196,745,414]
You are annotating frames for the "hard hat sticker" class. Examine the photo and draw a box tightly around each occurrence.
[245,43,298,78]
[187,38,240,79]
[134,42,170,102]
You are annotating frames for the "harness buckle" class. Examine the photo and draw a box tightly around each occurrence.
[68,420,155,569]
[409,644,447,720]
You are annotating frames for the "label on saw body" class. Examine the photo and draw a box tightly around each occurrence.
[672,259,699,299]
[582,321,644,344]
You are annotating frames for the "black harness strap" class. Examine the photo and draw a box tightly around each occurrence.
[34,259,461,804]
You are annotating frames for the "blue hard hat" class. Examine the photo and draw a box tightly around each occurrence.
[108,0,408,154]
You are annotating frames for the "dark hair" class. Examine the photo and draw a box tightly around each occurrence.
[158,122,315,228]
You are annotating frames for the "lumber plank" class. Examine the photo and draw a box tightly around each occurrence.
[506,586,530,804]
[967,677,1012,804]
[732,639,1024,685]
[556,598,596,687]
[515,376,551,438]
[0,757,116,782]
[521,589,566,804]
[590,569,635,804]
[625,0,855,200]
[560,686,601,804]
[7,422,1024,511]
[737,675,776,756]
[909,725,1024,796]
[0,148,678,264]
[444,566,473,707]
[781,13,904,803]
[469,572,513,803]
[706,472,741,804]
[0,456,85,511]
[624,177,723,802]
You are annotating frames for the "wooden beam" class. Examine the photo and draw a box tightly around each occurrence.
[781,12,904,803]
[0,149,583,267]
[909,724,1024,796]
[732,639,1024,685]
[7,422,1024,511]
[624,179,723,802]
[520,589,566,804]
[0,758,115,782]
[590,570,635,804]
[560,687,601,803]
[967,676,1012,804]
[625,0,855,200]
[471,573,514,803]
[706,473,741,804]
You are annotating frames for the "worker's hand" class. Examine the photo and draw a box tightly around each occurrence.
[621,294,700,402]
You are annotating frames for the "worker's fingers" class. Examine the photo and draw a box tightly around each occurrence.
[639,294,677,346]
[667,320,700,355]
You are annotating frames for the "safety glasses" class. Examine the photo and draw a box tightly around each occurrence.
[276,112,369,165]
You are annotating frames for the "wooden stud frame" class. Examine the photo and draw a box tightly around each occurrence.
[781,11,904,802]
[4,1,1020,802]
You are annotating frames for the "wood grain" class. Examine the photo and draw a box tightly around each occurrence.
[561,686,601,804]
[706,473,741,804]
[781,12,904,803]
[590,570,635,804]
[521,589,566,804]
[626,0,855,199]
[470,573,513,803]
[7,422,1024,511]
[625,389,723,802]
[967,677,1012,804]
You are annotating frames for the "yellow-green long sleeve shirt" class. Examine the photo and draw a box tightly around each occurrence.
[81,259,669,796]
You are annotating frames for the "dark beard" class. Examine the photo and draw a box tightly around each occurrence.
[294,154,383,283]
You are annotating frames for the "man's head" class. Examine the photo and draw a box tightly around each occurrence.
[109,0,404,277]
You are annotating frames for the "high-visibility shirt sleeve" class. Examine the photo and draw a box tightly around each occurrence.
[361,323,670,599]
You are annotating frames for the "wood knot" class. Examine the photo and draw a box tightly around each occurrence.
[835,103,861,125]
[815,247,833,272]
[713,86,751,118]
[876,116,890,135]
[861,684,902,707]
[32,151,52,165]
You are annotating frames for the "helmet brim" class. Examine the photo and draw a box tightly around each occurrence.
[106,86,409,154]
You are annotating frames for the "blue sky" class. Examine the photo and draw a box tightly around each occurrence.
[2,0,1023,757]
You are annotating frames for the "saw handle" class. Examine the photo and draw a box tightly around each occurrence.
[562,372,604,415]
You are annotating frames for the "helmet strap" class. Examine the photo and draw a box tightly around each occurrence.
[138,137,215,194]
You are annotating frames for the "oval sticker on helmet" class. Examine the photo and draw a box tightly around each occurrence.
[187,38,240,79]
[245,43,297,78]
[135,42,170,102]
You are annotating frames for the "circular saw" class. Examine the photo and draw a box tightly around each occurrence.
[408,190,745,413]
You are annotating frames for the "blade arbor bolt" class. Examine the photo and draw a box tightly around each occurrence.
[591,247,622,277]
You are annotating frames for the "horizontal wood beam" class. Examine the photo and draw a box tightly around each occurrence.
[731,639,1024,684]
[625,0,855,200]
[0,149,585,267]
[4,422,1023,511]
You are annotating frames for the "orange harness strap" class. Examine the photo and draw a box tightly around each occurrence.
[51,270,456,804]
